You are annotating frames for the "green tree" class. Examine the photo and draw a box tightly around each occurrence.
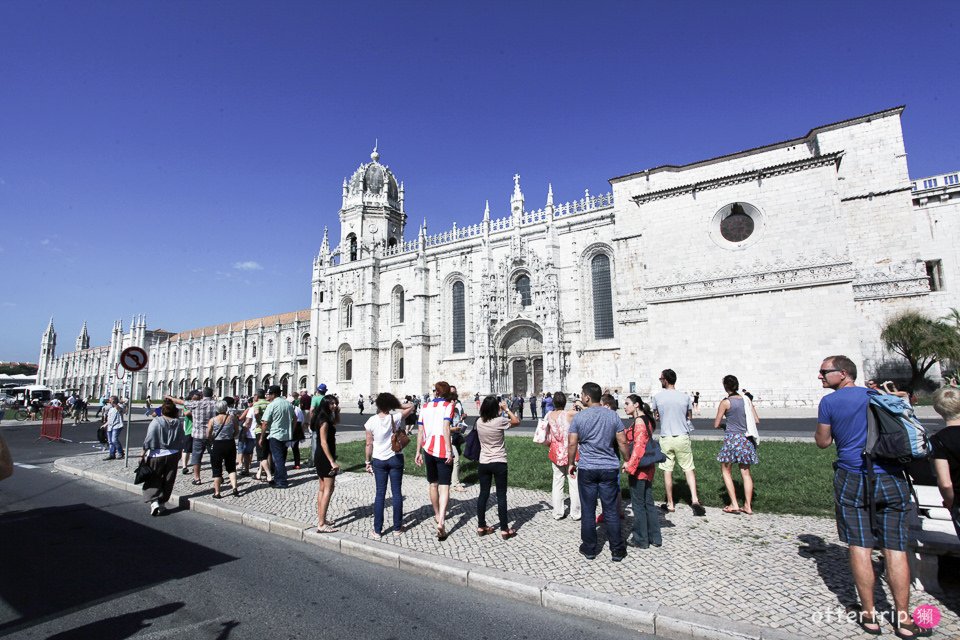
[881,311,960,390]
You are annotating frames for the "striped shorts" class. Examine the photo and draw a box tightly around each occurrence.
[833,466,909,551]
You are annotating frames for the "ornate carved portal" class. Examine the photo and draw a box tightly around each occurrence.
[496,324,543,397]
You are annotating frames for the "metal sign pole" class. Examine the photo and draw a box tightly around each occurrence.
[123,371,131,468]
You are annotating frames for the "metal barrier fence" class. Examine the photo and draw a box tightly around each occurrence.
[39,406,64,442]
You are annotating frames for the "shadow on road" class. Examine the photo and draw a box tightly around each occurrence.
[45,602,185,640]
[0,504,237,637]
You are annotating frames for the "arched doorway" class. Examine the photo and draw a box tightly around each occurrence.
[279,374,290,396]
[495,322,543,397]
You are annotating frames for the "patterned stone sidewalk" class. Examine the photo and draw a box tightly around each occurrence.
[58,451,959,640]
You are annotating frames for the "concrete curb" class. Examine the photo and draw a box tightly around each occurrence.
[54,457,815,640]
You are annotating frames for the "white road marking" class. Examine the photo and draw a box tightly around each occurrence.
[13,462,39,469]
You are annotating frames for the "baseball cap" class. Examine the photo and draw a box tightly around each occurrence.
[317,383,327,393]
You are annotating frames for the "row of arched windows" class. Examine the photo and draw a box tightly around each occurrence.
[340,286,406,330]
[337,341,406,382]
[158,334,311,368]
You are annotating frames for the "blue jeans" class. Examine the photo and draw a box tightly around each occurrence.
[372,455,404,534]
[577,467,624,556]
[108,428,124,458]
[628,476,662,547]
[269,438,289,487]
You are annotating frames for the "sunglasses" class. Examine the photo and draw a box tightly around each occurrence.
[819,369,841,376]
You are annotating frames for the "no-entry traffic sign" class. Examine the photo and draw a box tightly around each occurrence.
[120,346,148,372]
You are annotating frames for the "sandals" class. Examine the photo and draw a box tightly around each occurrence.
[477,526,495,537]
[893,618,932,639]
[212,493,222,499]
[722,506,741,514]
[316,525,339,533]
[659,503,675,513]
[191,479,202,486]
[232,489,240,498]
[855,609,881,636]
[436,523,448,541]
[500,529,517,540]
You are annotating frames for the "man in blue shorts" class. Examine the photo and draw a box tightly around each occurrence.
[815,355,928,638]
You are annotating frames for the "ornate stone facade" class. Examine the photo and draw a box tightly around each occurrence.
[39,107,960,405]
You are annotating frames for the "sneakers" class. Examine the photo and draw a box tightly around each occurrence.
[103,456,116,461]
[182,468,191,475]
[611,551,627,562]
[150,501,161,516]
[578,547,597,560]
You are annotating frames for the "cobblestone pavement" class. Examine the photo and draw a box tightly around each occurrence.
[61,448,959,640]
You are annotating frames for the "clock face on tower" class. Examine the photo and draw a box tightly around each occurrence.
[369,224,378,234]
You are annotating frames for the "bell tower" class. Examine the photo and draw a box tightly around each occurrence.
[338,145,407,261]
[76,321,90,351]
[38,317,56,386]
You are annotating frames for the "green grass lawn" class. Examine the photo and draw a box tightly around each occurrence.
[334,437,837,517]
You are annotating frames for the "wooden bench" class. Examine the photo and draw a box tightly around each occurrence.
[908,483,960,592]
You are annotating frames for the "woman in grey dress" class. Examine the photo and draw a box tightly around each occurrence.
[713,374,759,514]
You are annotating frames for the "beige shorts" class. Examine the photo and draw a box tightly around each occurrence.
[658,434,695,473]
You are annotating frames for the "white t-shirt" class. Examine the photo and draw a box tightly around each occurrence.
[364,412,403,461]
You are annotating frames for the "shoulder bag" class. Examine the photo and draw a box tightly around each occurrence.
[637,419,667,467]
[390,414,411,452]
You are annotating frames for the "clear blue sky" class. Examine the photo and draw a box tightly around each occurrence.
[1,1,958,362]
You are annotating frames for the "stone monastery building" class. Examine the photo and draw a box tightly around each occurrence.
[38,106,960,405]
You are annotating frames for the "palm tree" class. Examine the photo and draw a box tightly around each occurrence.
[881,311,960,390]
[942,307,960,331]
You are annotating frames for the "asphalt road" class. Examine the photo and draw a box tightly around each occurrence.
[2,409,946,449]
[0,421,651,640]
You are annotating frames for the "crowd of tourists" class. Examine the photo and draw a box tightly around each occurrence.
[127,357,960,639]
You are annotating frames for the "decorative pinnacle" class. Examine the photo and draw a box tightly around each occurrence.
[483,200,490,221]
[546,183,554,207]
[371,139,379,162]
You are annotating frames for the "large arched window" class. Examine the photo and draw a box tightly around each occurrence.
[251,342,257,358]
[300,333,310,355]
[342,299,354,329]
[392,286,405,324]
[452,280,466,353]
[591,254,614,339]
[514,274,531,308]
[267,339,274,357]
[285,337,292,355]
